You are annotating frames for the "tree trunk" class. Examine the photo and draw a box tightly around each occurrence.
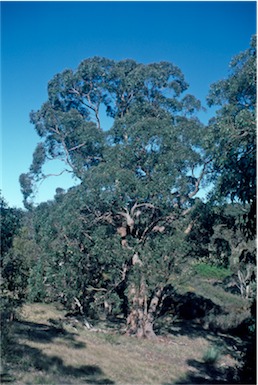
[126,279,163,339]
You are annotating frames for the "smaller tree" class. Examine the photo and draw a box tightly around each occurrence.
[2,212,40,301]
[0,196,26,365]
[0,195,23,259]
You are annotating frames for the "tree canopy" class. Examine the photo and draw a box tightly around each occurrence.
[20,58,207,207]
[206,35,256,207]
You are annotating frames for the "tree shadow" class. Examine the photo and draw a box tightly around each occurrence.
[13,318,88,350]
[6,342,115,384]
[157,290,253,385]
[15,319,70,341]
[2,319,115,384]
[155,290,248,347]
[171,358,237,384]
[158,290,221,325]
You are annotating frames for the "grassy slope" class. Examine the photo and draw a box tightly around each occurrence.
[3,302,240,385]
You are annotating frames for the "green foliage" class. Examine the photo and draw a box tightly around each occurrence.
[30,143,46,176]
[19,173,34,209]
[2,223,39,300]
[194,263,230,280]
[19,56,209,331]
[0,194,23,257]
[0,197,27,369]
[206,35,256,206]
[22,57,206,207]
[27,258,47,302]
[187,200,256,299]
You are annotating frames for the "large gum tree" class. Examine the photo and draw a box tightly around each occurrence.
[20,57,210,338]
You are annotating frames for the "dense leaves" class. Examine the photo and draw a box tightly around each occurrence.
[22,58,205,205]
[0,195,23,258]
[206,35,256,206]
[206,36,256,301]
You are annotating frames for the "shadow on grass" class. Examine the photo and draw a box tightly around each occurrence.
[14,319,80,341]
[3,341,115,384]
[156,290,222,338]
[157,318,248,385]
[155,289,249,356]
[161,359,238,385]
[157,290,253,385]
[13,318,89,350]
[2,320,115,384]
[172,358,237,384]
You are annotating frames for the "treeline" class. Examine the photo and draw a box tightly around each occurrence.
[1,36,256,382]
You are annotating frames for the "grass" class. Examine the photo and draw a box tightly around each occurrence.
[191,280,246,309]
[193,263,231,281]
[202,345,221,365]
[171,265,250,335]
[1,302,240,385]
[172,263,247,313]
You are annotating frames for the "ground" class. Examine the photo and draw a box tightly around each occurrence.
[2,302,242,385]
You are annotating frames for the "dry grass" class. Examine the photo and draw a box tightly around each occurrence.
[4,303,238,385]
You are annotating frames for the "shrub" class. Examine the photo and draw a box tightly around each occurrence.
[202,345,221,365]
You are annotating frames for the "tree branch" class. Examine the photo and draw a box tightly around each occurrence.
[68,142,87,152]
[188,159,212,199]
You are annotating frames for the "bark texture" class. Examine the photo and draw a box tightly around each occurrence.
[126,278,163,339]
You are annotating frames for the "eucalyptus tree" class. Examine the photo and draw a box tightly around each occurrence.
[206,36,256,299]
[206,36,256,218]
[21,57,210,337]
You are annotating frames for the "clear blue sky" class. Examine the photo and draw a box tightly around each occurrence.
[1,1,256,208]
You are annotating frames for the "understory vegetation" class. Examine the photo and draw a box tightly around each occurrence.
[1,36,256,384]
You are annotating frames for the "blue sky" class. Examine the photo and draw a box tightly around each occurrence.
[1,1,256,208]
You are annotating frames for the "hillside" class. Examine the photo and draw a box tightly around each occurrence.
[2,302,242,385]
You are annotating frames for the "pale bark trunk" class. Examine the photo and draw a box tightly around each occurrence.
[126,281,163,339]
[126,306,157,339]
